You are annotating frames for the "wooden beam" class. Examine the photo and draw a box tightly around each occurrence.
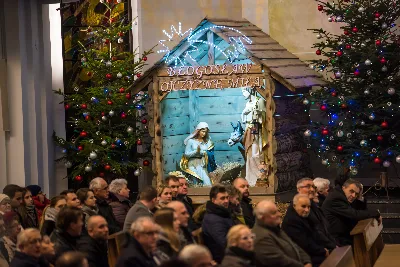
[152,76,163,187]
[260,59,307,68]
[128,74,153,96]
[207,31,215,65]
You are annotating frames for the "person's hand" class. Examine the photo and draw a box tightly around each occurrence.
[304,264,312,267]
[324,248,330,257]
[196,145,201,154]
[38,193,45,203]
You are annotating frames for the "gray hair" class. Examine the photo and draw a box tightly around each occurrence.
[296,178,313,188]
[293,194,310,205]
[343,178,362,190]
[313,178,330,192]
[109,179,128,194]
[17,228,40,248]
[179,244,211,265]
[89,177,105,190]
[254,200,275,220]
[130,216,154,233]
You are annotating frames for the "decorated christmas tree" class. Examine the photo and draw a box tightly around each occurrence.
[54,0,152,182]
[304,0,400,175]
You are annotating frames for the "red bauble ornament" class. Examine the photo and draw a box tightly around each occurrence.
[341,103,348,109]
[125,93,131,99]
[354,69,360,76]
[337,51,343,57]
[345,44,351,49]
[80,131,87,137]
[119,87,125,93]
[104,39,110,45]
[87,71,93,77]
[143,160,150,166]
[136,139,142,145]
[377,135,384,141]
[320,104,328,111]
[141,119,148,124]
[107,100,113,105]
[375,12,381,18]
[136,73,142,78]
[118,32,124,37]
[99,172,105,177]
[344,30,350,35]
[322,129,329,135]
[381,121,388,128]
[110,18,116,23]
[376,40,382,46]
[112,56,117,61]
[106,0,112,3]
[85,115,90,121]
[111,144,116,149]
[143,56,148,61]
[78,146,83,151]
[121,113,127,119]
[101,112,105,116]
[104,165,111,171]
[374,157,381,164]
[316,49,322,55]
[337,145,343,152]
[380,57,387,64]
[81,104,87,109]
[352,27,358,32]
[106,73,112,79]
[317,5,323,11]
[331,92,337,97]
[75,175,82,182]
[65,104,70,110]
[87,27,92,33]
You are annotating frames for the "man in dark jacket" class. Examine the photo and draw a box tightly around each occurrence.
[117,217,159,267]
[283,194,328,267]
[109,179,132,228]
[77,215,109,267]
[202,184,235,263]
[50,207,83,259]
[253,200,311,267]
[176,176,198,232]
[89,177,120,234]
[322,178,382,246]
[234,178,254,228]
[167,201,195,246]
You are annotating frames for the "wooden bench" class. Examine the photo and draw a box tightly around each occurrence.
[374,244,400,267]
[320,246,355,267]
[350,218,384,267]
[108,231,126,267]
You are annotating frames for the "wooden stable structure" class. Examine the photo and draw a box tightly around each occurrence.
[129,18,326,193]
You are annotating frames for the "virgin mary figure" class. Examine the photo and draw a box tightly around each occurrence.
[180,122,217,186]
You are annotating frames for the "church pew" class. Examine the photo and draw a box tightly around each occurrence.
[108,231,126,267]
[320,246,355,267]
[373,244,400,267]
[350,218,384,267]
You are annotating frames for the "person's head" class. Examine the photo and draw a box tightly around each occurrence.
[76,188,96,208]
[55,251,89,267]
[195,128,209,141]
[154,208,180,251]
[89,177,109,199]
[3,211,22,240]
[87,215,109,241]
[139,186,158,210]
[21,188,33,206]
[0,214,5,238]
[342,179,362,203]
[109,178,130,198]
[40,235,55,260]
[178,177,189,195]
[0,194,11,214]
[254,200,282,227]
[130,217,161,254]
[56,207,83,237]
[293,194,311,218]
[26,185,42,197]
[17,228,42,258]
[60,189,81,208]
[227,224,254,251]
[179,244,214,267]
[157,184,173,205]
[167,201,189,228]
[49,195,67,211]
[313,178,330,197]
[233,178,250,198]
[296,178,316,199]
[226,185,241,207]
[3,184,24,209]
[165,176,180,197]
[209,184,229,208]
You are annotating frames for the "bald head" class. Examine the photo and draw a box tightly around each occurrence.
[167,201,189,227]
[233,177,250,198]
[254,200,281,227]
[87,215,108,240]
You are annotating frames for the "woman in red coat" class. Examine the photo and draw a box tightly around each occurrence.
[27,185,50,221]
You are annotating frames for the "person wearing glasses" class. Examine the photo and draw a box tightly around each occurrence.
[89,178,120,234]
[220,225,255,267]
[322,178,382,246]
[117,217,160,267]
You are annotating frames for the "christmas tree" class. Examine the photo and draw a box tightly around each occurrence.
[54,0,152,182]
[304,0,400,176]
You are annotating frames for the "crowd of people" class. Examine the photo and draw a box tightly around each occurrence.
[0,173,383,267]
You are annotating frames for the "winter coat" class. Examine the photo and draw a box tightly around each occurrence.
[18,205,39,229]
[240,197,255,228]
[32,196,50,221]
[177,194,198,232]
[2,236,15,263]
[81,205,99,229]
[156,231,178,259]
[123,201,153,232]
[10,251,49,267]
[202,201,235,263]
[116,235,157,267]
[50,230,80,259]
[40,207,58,237]
[109,192,132,228]
[252,223,311,267]
[322,185,380,246]
[220,247,256,267]
[309,201,336,250]
[282,204,327,267]
[96,197,121,234]
[77,235,109,267]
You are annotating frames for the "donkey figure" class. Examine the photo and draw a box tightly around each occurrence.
[227,121,244,147]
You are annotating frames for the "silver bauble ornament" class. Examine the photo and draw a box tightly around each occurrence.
[360,120,365,126]
[316,34,322,39]
[335,71,342,78]
[105,61,112,67]
[382,66,388,72]
[100,0,105,3]
[360,140,367,146]
[350,168,358,175]
[117,72,123,78]
[361,43,366,48]
[304,130,312,137]
[336,16,343,22]
[134,169,141,176]
[109,110,115,116]
[347,133,352,138]
[101,140,107,146]
[303,99,310,105]
[396,155,400,163]
[358,7,365,12]
[365,59,372,66]
[127,126,134,134]
[102,116,107,121]
[388,88,396,95]
[369,114,375,120]
[89,151,97,160]
[322,159,329,165]
[337,130,344,137]
[383,161,391,168]
[118,38,124,44]
[328,17,333,22]
[65,161,72,168]
[364,89,370,95]
[85,165,92,172]
[391,134,396,139]
[117,0,122,3]
[382,23,388,29]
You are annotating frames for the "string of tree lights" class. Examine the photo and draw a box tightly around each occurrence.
[53,0,153,182]
[304,0,400,175]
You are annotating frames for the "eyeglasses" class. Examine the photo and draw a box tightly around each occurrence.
[141,230,160,236]
[101,186,109,191]
[241,234,256,241]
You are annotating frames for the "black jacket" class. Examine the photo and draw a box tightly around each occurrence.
[41,220,55,237]
[116,235,157,267]
[177,194,198,232]
[322,185,380,246]
[282,205,327,267]
[240,197,255,228]
[10,251,49,267]
[309,201,337,250]
[202,201,235,263]
[50,230,80,259]
[77,235,109,267]
[220,247,256,267]
[96,197,121,234]
[317,194,326,207]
